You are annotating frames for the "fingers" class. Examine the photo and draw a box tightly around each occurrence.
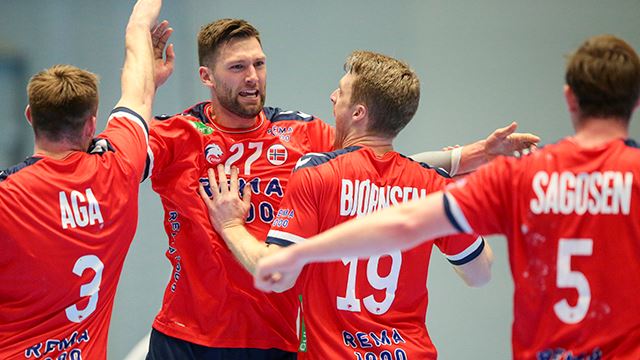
[198,182,211,205]
[165,43,176,66]
[216,164,229,194]
[493,121,518,139]
[229,166,239,194]
[242,182,252,209]
[207,168,219,200]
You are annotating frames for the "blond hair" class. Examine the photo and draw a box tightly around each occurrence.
[345,51,420,137]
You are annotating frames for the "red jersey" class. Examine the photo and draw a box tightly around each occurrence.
[146,101,334,350]
[444,138,640,359]
[266,146,486,359]
[0,108,149,359]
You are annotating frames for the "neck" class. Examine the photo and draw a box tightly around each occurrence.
[342,134,394,156]
[208,101,258,129]
[34,138,85,159]
[572,116,629,147]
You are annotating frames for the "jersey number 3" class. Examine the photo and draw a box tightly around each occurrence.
[65,255,104,323]
[553,238,593,324]
[337,251,402,315]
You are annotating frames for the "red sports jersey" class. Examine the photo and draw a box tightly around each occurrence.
[146,101,334,350]
[0,108,149,359]
[444,138,640,359]
[266,146,486,359]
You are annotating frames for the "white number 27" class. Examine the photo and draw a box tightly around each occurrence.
[553,238,593,324]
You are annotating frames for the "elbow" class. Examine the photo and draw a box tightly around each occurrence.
[465,269,492,288]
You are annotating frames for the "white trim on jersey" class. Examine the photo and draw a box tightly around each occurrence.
[109,110,149,145]
[444,192,473,233]
[450,146,463,177]
[445,235,484,262]
[267,229,307,244]
[145,146,155,180]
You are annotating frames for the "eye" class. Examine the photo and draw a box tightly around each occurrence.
[230,64,244,71]
[255,60,266,68]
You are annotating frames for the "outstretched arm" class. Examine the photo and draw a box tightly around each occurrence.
[254,191,459,292]
[198,165,280,275]
[410,122,539,176]
[114,0,167,123]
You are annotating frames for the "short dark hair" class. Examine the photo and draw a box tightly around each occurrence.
[27,64,99,143]
[197,19,261,68]
[345,51,420,137]
[566,35,640,120]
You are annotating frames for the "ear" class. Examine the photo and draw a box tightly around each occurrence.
[199,66,215,88]
[83,115,97,139]
[351,104,368,127]
[25,105,33,126]
[564,85,579,113]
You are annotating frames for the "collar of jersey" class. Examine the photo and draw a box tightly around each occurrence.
[206,103,265,134]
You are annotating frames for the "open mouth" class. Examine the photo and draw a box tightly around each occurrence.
[239,89,259,98]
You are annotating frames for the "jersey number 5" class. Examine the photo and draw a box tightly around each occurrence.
[337,251,402,315]
[553,238,593,324]
[65,255,104,323]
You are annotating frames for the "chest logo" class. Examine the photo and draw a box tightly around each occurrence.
[205,143,224,164]
[266,144,288,166]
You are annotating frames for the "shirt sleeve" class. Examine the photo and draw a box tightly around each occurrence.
[143,116,194,181]
[306,119,335,153]
[435,235,487,266]
[266,168,320,247]
[98,107,150,180]
[443,156,516,236]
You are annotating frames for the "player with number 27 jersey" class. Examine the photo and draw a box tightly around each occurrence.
[445,138,640,359]
[266,146,486,359]
[0,109,149,359]
[146,101,334,350]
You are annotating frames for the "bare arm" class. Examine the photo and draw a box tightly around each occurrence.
[114,0,165,123]
[409,122,539,176]
[198,165,281,275]
[254,191,459,292]
[453,241,494,287]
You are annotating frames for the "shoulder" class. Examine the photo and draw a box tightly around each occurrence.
[151,102,214,136]
[263,107,317,123]
[0,157,42,183]
[397,153,452,179]
[293,146,361,172]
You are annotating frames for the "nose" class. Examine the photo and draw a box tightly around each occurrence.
[245,65,258,85]
[330,89,338,104]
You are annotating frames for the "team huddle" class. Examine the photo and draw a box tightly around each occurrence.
[1,0,638,359]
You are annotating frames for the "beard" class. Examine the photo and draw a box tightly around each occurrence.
[214,80,266,119]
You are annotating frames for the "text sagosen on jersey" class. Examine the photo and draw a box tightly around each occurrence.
[530,171,633,215]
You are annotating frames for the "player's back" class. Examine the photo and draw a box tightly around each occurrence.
[513,138,640,358]
[270,146,484,359]
[0,113,146,359]
[465,138,640,359]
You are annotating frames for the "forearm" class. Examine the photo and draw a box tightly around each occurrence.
[290,193,457,266]
[456,140,493,175]
[220,225,271,275]
[116,1,157,121]
[409,149,462,176]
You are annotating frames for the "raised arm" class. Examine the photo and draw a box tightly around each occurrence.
[409,122,539,176]
[114,0,165,123]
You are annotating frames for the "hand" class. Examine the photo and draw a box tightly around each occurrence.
[152,20,175,89]
[198,164,252,233]
[484,122,539,158]
[254,248,304,293]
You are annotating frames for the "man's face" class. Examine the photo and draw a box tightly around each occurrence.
[330,73,356,149]
[210,37,266,119]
